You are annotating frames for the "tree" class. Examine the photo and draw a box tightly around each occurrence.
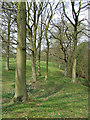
[50,17,72,76]
[44,2,53,80]
[6,13,11,71]
[14,2,28,102]
[49,41,64,68]
[27,1,44,82]
[62,0,89,82]
[1,2,17,71]
[38,3,43,76]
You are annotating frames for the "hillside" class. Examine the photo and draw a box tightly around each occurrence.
[2,58,88,118]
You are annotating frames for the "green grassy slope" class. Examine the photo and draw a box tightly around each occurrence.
[2,58,88,118]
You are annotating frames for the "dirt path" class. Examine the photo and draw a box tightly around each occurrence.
[36,83,56,107]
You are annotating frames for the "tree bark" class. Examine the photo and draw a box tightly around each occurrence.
[31,2,37,82]
[38,11,42,76]
[27,3,37,82]
[64,53,68,76]
[14,2,27,102]
[72,27,77,83]
[58,63,60,69]
[31,52,37,82]
[72,58,76,82]
[64,60,67,76]
[6,13,11,71]
[38,44,41,76]
[45,31,49,80]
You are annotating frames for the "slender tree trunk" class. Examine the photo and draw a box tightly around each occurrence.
[69,43,72,77]
[31,52,37,82]
[14,2,27,102]
[72,27,77,83]
[31,2,37,82]
[31,41,37,82]
[38,11,42,76]
[58,63,60,69]
[64,53,67,76]
[44,4,52,80]
[45,22,50,80]
[27,3,36,82]
[64,60,67,76]
[6,14,11,71]
[68,57,72,77]
[30,35,37,82]
[45,38,49,80]
[38,44,41,76]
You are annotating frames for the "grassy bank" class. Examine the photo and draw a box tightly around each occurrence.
[2,58,88,118]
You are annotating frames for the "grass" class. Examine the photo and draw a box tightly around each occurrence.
[2,58,88,118]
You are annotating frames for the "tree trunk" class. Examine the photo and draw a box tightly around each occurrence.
[6,14,11,71]
[45,39,49,80]
[14,2,27,102]
[31,52,37,82]
[69,43,72,77]
[64,60,67,76]
[38,11,42,76]
[64,53,67,76]
[27,3,37,82]
[72,58,76,82]
[58,63,60,69]
[31,2,37,82]
[72,27,77,83]
[68,57,72,77]
[38,45,41,76]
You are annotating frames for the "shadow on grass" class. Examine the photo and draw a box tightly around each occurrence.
[2,92,14,99]
[3,102,22,113]
[2,99,37,113]
[35,76,66,100]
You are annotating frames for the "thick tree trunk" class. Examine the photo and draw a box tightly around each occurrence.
[6,14,10,71]
[14,2,27,102]
[72,27,77,83]
[72,58,76,82]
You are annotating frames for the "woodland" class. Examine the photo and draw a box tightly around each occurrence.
[0,0,89,119]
